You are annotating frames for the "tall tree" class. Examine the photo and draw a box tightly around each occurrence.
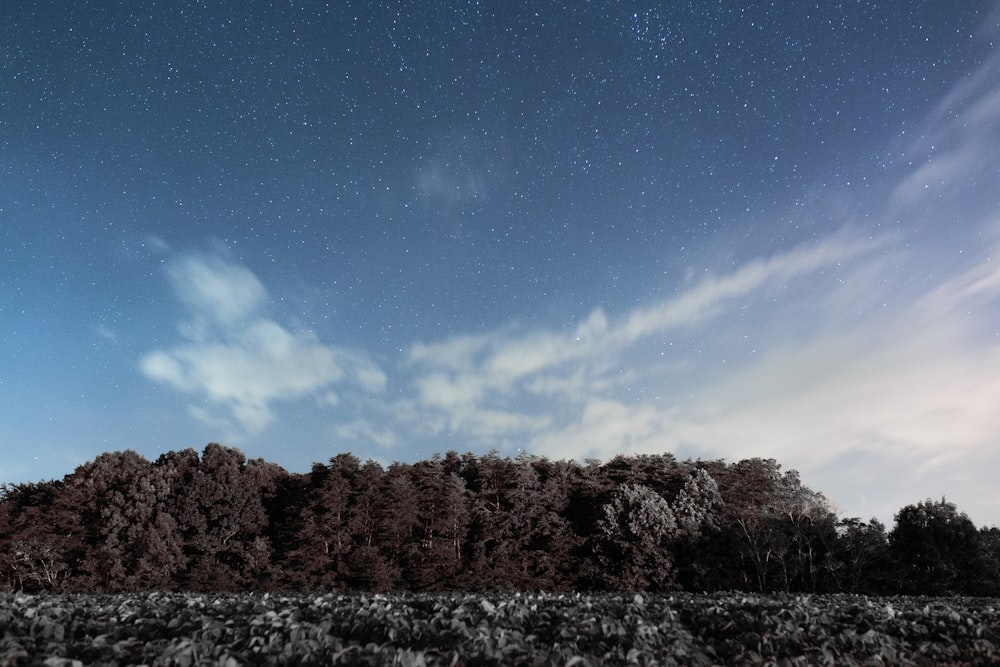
[672,467,723,537]
[973,527,1000,596]
[346,460,396,590]
[461,451,523,589]
[165,444,278,590]
[409,455,470,589]
[889,497,980,595]
[835,517,889,593]
[710,458,835,592]
[524,456,583,591]
[0,480,81,591]
[280,456,355,589]
[67,450,186,591]
[379,463,420,588]
[596,483,679,590]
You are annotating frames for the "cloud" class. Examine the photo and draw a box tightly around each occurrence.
[140,250,385,438]
[416,160,489,204]
[166,252,268,333]
[390,30,1000,527]
[400,225,1000,524]
[94,325,119,343]
[406,231,883,422]
[144,235,171,254]
[333,419,399,449]
[890,41,1000,212]
[616,233,882,342]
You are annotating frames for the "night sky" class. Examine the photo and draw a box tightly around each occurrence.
[4,1,1000,527]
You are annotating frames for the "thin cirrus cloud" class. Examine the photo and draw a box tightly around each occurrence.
[398,41,1000,523]
[402,226,1000,522]
[890,37,1000,213]
[140,251,387,438]
[405,231,883,441]
[404,232,889,451]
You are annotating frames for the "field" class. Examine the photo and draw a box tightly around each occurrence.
[1,591,999,666]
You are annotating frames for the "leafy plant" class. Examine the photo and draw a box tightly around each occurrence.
[2,591,998,666]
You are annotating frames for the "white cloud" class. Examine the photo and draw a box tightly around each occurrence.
[400,227,1000,525]
[616,233,880,343]
[333,419,399,449]
[530,398,671,462]
[167,253,268,332]
[140,250,385,438]
[405,232,884,435]
[388,35,1000,526]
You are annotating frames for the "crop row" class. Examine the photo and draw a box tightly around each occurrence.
[1,591,999,666]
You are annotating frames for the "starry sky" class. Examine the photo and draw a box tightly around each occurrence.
[4,1,1000,527]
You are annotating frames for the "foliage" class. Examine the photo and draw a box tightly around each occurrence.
[2,591,1000,666]
[889,498,981,596]
[2,446,1000,597]
[597,483,679,590]
[835,518,889,594]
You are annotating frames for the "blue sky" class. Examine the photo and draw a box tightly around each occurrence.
[3,1,1000,527]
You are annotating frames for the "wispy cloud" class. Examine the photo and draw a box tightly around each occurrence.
[333,419,399,449]
[140,249,386,438]
[401,228,1000,523]
[403,232,885,445]
[395,37,1000,525]
[890,39,1000,212]
[94,325,119,343]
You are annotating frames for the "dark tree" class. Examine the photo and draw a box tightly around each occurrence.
[834,517,889,593]
[0,480,81,591]
[705,458,836,592]
[378,463,420,588]
[7,445,1000,596]
[973,527,1000,596]
[281,456,356,589]
[408,455,470,590]
[345,460,396,591]
[68,450,186,590]
[460,452,578,591]
[889,497,980,595]
[165,444,279,590]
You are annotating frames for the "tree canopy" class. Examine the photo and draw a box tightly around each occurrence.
[2,446,997,595]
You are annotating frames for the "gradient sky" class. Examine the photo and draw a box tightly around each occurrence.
[3,1,1000,528]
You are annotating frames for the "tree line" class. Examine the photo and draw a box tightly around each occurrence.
[1,444,997,595]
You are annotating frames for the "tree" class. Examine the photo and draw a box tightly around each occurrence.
[67,450,186,591]
[0,480,81,591]
[510,455,580,591]
[378,464,420,588]
[460,451,521,589]
[672,468,723,537]
[671,465,727,591]
[709,459,836,592]
[280,456,355,589]
[973,527,1000,596]
[597,483,678,590]
[345,460,396,591]
[376,463,419,588]
[835,517,888,593]
[165,444,278,590]
[771,469,838,592]
[889,497,980,595]
[408,455,470,589]
[458,452,579,591]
